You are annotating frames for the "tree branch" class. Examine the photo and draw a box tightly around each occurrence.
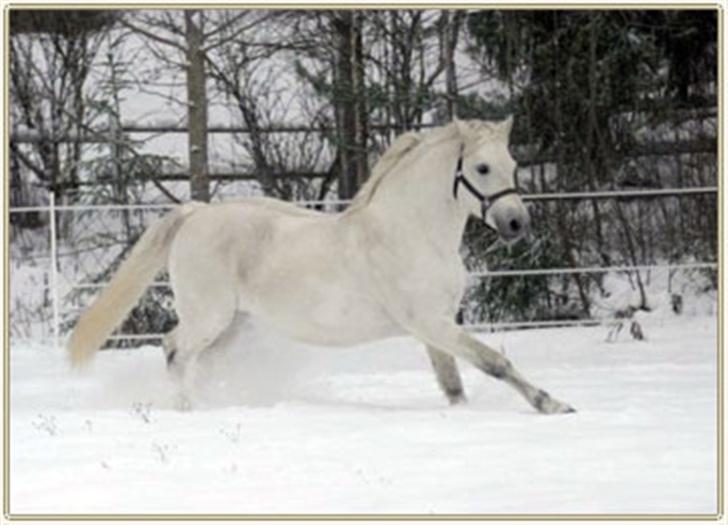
[119,18,186,53]
[10,143,48,182]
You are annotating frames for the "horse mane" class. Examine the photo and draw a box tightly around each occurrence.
[344,123,460,214]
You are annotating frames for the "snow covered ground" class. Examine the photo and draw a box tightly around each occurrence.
[8,315,718,516]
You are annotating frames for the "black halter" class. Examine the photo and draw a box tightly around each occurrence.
[452,145,520,222]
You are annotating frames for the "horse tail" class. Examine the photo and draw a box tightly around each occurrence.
[67,203,204,366]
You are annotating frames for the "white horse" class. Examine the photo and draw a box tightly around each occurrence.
[68,118,575,414]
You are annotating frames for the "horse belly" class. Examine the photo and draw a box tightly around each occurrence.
[249,283,401,346]
[242,254,400,346]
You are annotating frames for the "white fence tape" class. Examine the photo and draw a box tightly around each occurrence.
[8,188,719,342]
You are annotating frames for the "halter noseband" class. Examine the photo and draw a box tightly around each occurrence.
[452,144,520,222]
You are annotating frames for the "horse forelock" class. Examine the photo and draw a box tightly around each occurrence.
[459,119,511,151]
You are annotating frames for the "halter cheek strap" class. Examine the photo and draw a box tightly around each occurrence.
[452,145,520,222]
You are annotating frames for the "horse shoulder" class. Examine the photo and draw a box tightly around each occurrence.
[345,213,466,320]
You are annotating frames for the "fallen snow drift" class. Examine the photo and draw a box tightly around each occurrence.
[9,316,718,515]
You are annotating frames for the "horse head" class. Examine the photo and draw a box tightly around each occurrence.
[453,117,530,242]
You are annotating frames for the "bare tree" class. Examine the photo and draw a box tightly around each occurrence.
[183,10,210,201]
[331,11,369,199]
[9,18,106,234]
[122,9,309,201]
[121,10,247,201]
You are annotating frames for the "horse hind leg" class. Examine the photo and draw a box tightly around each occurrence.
[426,345,466,405]
[163,330,179,368]
[162,328,193,411]
[163,328,193,405]
[165,295,237,411]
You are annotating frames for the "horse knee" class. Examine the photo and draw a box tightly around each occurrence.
[481,354,513,380]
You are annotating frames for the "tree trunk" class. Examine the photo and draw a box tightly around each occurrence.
[443,10,463,119]
[353,12,369,189]
[552,12,590,317]
[333,11,358,200]
[614,200,648,309]
[586,19,609,267]
[185,10,210,202]
[108,43,133,241]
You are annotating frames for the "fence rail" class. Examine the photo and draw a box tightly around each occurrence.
[475,262,718,279]
[101,318,618,339]
[6,185,719,214]
[8,186,720,347]
[43,262,721,294]
[4,318,618,346]
[7,317,659,346]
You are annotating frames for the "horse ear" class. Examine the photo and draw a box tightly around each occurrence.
[499,115,514,138]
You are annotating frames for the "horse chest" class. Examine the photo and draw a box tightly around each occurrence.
[368,239,467,307]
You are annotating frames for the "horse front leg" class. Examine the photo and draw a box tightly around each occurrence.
[426,345,466,405]
[412,318,575,414]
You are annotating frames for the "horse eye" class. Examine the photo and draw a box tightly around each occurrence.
[476,163,490,175]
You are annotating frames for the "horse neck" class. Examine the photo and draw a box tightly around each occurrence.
[359,138,470,253]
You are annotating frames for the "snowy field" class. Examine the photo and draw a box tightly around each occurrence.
[9,315,718,516]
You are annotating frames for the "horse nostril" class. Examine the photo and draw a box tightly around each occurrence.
[509,219,521,233]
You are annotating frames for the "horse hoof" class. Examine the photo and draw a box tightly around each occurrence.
[534,391,576,414]
[540,401,576,415]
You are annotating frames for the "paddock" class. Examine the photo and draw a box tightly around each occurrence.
[7,7,720,518]
[9,314,717,515]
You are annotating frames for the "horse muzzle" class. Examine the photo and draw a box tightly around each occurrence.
[492,206,530,243]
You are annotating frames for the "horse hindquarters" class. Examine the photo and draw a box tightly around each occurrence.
[165,215,242,407]
[67,203,202,366]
